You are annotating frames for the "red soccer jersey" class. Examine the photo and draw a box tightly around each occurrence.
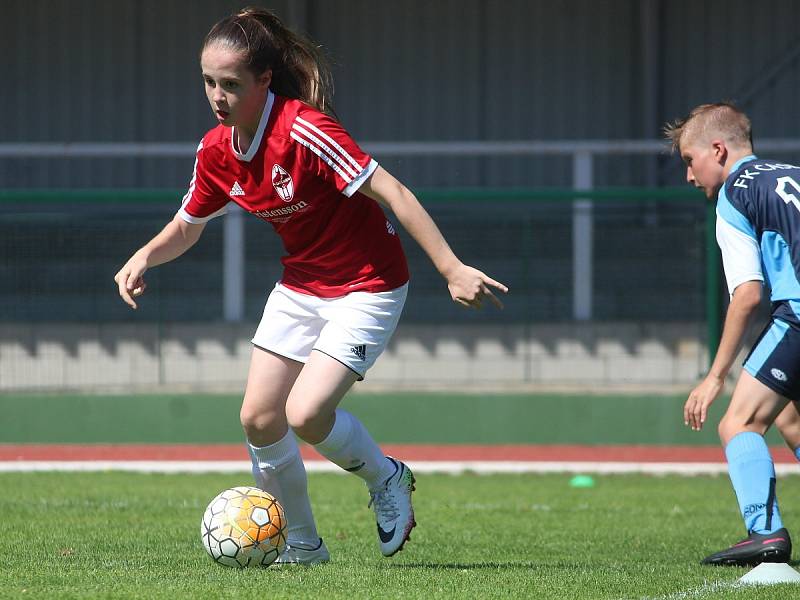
[179,91,409,297]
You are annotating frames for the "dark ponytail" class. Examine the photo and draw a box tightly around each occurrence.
[203,6,335,115]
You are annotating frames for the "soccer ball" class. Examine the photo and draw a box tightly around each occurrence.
[200,486,287,568]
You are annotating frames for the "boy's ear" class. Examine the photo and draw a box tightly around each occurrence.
[711,139,728,163]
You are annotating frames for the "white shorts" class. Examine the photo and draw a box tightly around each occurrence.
[251,282,408,380]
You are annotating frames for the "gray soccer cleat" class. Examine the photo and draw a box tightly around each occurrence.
[273,538,330,566]
[368,457,416,557]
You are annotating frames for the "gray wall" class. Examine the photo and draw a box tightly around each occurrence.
[0,322,710,392]
[4,0,800,189]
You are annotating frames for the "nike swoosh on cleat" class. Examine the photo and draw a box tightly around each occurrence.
[377,524,396,543]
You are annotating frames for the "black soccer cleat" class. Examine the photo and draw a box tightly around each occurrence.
[701,528,792,566]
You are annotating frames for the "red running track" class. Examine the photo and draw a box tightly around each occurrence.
[0,444,796,463]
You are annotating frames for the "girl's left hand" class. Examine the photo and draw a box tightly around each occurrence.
[446,264,508,309]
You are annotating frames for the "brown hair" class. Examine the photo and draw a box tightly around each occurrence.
[203,6,335,115]
[663,102,752,153]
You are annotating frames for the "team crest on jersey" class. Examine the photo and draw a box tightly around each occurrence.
[272,164,294,202]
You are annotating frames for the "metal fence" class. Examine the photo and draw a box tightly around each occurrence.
[0,188,709,327]
[4,138,800,328]
[14,135,800,339]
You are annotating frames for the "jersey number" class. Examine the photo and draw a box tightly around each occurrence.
[776,176,800,212]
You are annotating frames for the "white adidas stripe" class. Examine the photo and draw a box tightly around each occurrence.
[181,141,203,206]
[291,123,360,180]
[295,116,363,172]
[290,132,353,184]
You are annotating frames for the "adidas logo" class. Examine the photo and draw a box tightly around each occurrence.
[350,344,366,361]
[229,181,245,197]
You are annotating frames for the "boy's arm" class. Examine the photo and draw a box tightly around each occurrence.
[684,280,762,430]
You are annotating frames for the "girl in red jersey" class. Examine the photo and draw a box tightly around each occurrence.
[114,6,507,564]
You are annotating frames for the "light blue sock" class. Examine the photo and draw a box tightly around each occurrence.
[725,431,783,534]
[794,446,800,462]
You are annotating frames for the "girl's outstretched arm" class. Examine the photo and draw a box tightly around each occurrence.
[361,166,508,309]
[114,215,206,309]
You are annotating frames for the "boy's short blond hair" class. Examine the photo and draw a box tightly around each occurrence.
[663,102,753,153]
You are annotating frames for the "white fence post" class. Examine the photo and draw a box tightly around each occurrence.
[572,151,593,321]
[223,205,245,322]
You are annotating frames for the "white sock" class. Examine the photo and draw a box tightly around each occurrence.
[313,409,394,490]
[248,432,320,544]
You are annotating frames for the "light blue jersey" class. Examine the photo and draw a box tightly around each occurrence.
[717,155,800,326]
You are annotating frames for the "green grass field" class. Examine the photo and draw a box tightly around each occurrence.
[2,471,799,599]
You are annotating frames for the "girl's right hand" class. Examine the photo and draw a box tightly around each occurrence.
[114,255,149,310]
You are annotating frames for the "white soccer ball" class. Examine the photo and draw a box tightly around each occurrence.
[200,486,287,568]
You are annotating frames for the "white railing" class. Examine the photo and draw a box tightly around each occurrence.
[5,139,800,321]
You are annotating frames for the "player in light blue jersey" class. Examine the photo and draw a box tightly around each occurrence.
[665,102,800,566]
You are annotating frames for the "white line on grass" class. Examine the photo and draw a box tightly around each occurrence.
[633,580,739,600]
[1,461,797,474]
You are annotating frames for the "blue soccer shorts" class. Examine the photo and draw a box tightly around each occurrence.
[743,318,800,401]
